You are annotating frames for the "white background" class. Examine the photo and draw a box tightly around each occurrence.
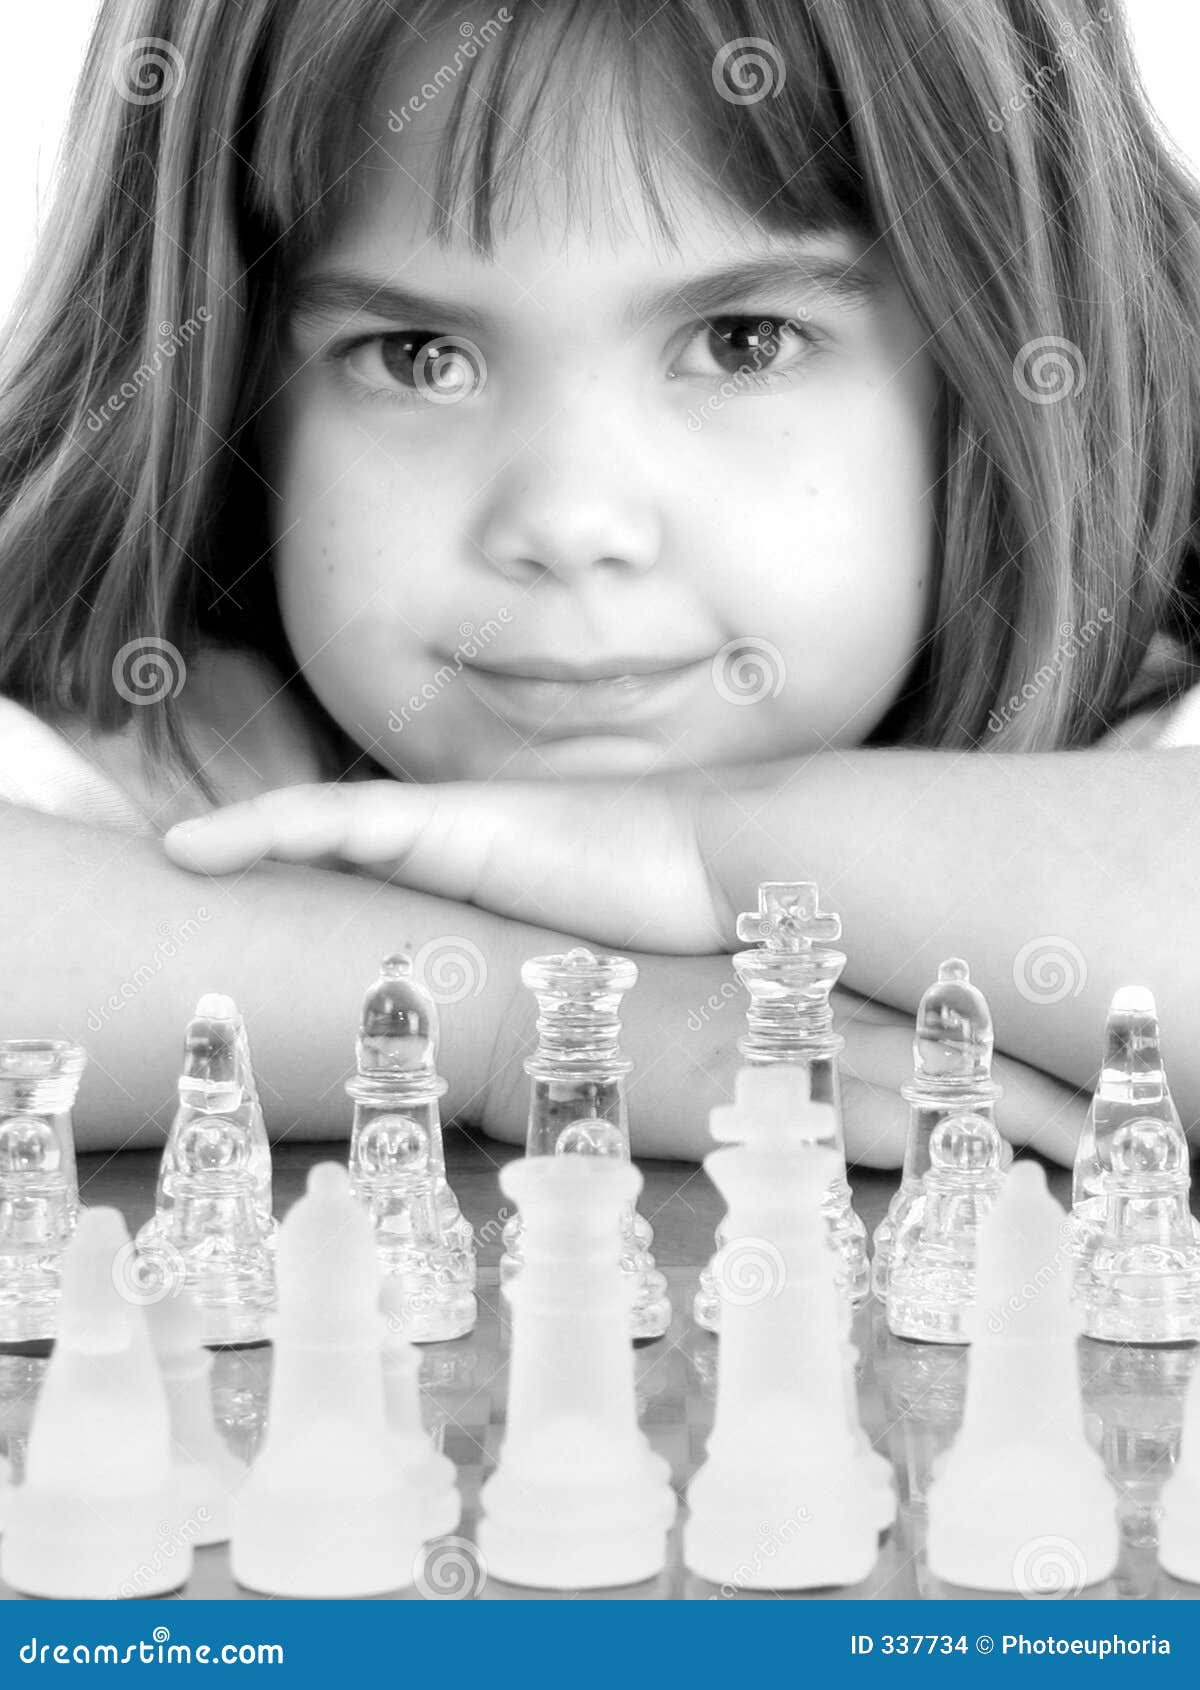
[0,1,1194,319]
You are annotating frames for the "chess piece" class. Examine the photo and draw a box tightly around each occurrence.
[500,948,670,1341]
[146,1287,247,1546]
[886,1109,1007,1343]
[1159,1357,1200,1583]
[232,1163,429,1596]
[347,954,476,1337]
[926,1162,1119,1592]
[684,1130,882,1588]
[136,997,276,1344]
[1,1208,187,1598]
[379,1278,461,1539]
[478,1154,676,1587]
[871,961,1005,1300]
[694,882,868,1331]
[0,1038,86,1342]
[1067,986,1200,1341]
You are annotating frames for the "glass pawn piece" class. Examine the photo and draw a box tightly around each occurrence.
[145,1287,247,1545]
[694,882,868,1332]
[499,947,671,1341]
[346,954,476,1277]
[926,1162,1119,1592]
[886,1110,1007,1343]
[0,1208,185,1599]
[871,960,1005,1301]
[379,1277,461,1539]
[136,999,277,1345]
[351,1112,475,1342]
[1159,1354,1200,1583]
[0,1039,86,1343]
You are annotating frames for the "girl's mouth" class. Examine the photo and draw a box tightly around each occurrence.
[458,652,714,734]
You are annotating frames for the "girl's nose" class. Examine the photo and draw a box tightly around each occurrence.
[471,416,662,587]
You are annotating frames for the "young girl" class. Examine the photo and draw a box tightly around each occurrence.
[0,0,1196,1165]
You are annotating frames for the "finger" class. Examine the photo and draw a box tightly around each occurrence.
[162,784,362,873]
[991,1052,1087,1168]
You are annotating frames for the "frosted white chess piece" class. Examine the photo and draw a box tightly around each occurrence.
[1159,1356,1200,1583]
[232,1164,434,1596]
[926,1162,1119,1592]
[1,1209,187,1598]
[479,1153,676,1587]
[146,1287,247,1546]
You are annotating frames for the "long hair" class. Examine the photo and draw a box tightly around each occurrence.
[0,0,1197,798]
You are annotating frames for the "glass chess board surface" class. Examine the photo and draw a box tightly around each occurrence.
[0,1133,1197,1603]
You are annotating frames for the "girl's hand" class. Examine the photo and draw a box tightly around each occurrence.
[163,777,727,953]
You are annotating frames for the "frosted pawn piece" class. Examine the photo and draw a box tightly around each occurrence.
[872,961,1005,1300]
[146,1287,247,1546]
[0,1039,87,1343]
[1,1209,186,1598]
[478,1155,676,1588]
[344,953,476,1277]
[136,996,276,1344]
[232,1164,427,1597]
[926,1162,1118,1592]
[1159,1357,1200,1583]
[380,1278,461,1539]
[886,1110,1007,1343]
[685,1136,882,1588]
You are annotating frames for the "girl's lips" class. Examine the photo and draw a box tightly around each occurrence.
[460,654,714,734]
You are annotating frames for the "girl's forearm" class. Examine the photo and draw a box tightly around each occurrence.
[0,802,536,1150]
[706,746,1200,1125]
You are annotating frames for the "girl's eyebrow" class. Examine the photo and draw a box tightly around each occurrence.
[285,251,879,335]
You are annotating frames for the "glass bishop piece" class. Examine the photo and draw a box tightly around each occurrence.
[694,882,868,1331]
[871,960,1006,1300]
[0,1040,86,1342]
[1069,986,1200,1342]
[137,998,276,1344]
[499,947,670,1341]
[347,954,476,1341]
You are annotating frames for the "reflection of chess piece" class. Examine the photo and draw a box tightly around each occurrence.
[480,1155,676,1588]
[1160,1353,1200,1582]
[695,884,868,1332]
[137,1001,276,1344]
[379,1279,461,1539]
[887,1111,1006,1343]
[347,955,476,1339]
[146,1288,247,1546]
[500,949,669,1340]
[685,1133,880,1588]
[872,962,1005,1300]
[0,1039,86,1342]
[927,1163,1118,1593]
[1083,1340,1193,1552]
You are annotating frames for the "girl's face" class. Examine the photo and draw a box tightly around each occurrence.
[260,43,938,783]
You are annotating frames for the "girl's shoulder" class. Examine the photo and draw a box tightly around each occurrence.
[0,642,353,834]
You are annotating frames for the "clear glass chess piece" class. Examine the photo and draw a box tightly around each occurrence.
[136,1002,276,1344]
[1066,987,1199,1267]
[351,1111,475,1341]
[500,948,670,1341]
[346,955,476,1276]
[886,1110,1006,1343]
[871,960,1005,1301]
[694,882,868,1330]
[0,1040,86,1342]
